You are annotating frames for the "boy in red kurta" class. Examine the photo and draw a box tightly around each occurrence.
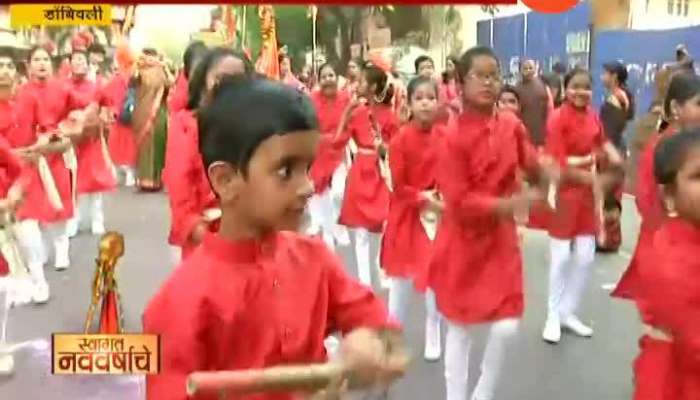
[541,68,623,344]
[65,50,117,237]
[164,48,250,260]
[428,46,556,400]
[380,76,445,362]
[333,64,398,288]
[643,129,700,400]
[144,77,405,400]
[307,63,351,251]
[612,72,700,400]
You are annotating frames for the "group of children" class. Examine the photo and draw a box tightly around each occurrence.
[0,35,698,399]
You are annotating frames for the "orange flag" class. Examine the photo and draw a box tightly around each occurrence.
[254,5,280,80]
[223,5,236,46]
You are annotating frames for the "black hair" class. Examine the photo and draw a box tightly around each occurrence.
[604,61,635,120]
[0,47,16,64]
[142,48,158,57]
[442,55,459,84]
[499,84,520,102]
[197,76,318,174]
[182,41,207,79]
[663,72,700,120]
[364,64,394,105]
[457,46,500,83]
[70,50,88,62]
[187,47,253,111]
[552,62,567,75]
[87,43,106,56]
[317,62,337,77]
[563,67,591,89]
[27,45,50,62]
[654,128,700,185]
[414,55,434,74]
[407,75,438,102]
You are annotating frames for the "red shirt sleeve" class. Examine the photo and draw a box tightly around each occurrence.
[322,245,398,334]
[636,136,661,220]
[439,130,500,219]
[389,132,426,208]
[514,120,540,175]
[144,271,210,400]
[381,113,399,143]
[331,110,354,150]
[165,113,205,246]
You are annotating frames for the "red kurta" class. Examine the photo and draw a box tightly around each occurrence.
[144,231,396,400]
[12,79,76,223]
[609,127,678,400]
[104,72,137,167]
[65,77,117,194]
[380,122,443,291]
[168,72,188,116]
[309,90,349,193]
[645,219,700,400]
[0,113,27,277]
[428,109,538,324]
[334,104,398,232]
[545,103,606,239]
[164,110,218,260]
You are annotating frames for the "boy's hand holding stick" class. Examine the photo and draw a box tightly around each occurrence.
[186,328,410,398]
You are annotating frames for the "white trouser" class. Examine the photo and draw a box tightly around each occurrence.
[388,278,440,325]
[547,235,596,319]
[307,190,336,250]
[445,318,519,400]
[15,220,70,279]
[118,166,135,186]
[69,193,104,233]
[354,228,378,287]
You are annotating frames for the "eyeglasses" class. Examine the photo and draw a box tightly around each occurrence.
[466,72,502,85]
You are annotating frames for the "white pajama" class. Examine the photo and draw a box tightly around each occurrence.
[15,219,70,279]
[68,193,105,235]
[354,228,379,287]
[547,235,595,320]
[445,318,519,400]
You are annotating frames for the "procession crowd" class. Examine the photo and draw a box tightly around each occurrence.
[0,32,698,400]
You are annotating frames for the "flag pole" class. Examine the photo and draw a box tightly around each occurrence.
[311,5,317,76]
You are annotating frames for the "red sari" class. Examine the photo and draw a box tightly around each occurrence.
[309,90,349,193]
[545,103,606,239]
[167,72,188,116]
[104,72,137,167]
[164,110,218,260]
[428,109,539,324]
[334,104,398,232]
[12,79,76,223]
[380,122,443,291]
[65,77,117,194]
[645,218,700,400]
[611,126,677,400]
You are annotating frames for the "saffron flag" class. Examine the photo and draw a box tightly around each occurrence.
[255,5,280,80]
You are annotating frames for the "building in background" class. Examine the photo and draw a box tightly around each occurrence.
[629,0,700,29]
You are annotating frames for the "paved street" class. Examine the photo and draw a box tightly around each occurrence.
[1,188,643,399]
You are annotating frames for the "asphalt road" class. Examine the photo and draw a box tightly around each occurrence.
[0,188,643,400]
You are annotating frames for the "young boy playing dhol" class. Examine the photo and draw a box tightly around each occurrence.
[143,76,405,400]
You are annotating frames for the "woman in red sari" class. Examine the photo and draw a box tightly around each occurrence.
[542,68,623,344]
[164,48,252,261]
[612,72,700,400]
[64,50,117,237]
[12,46,86,303]
[307,63,352,251]
[166,41,206,118]
[333,63,398,287]
[381,76,445,362]
[428,46,555,400]
[644,129,700,399]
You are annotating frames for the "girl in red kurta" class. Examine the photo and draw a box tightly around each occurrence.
[333,64,398,287]
[612,72,700,400]
[643,129,700,400]
[307,63,351,251]
[65,50,117,238]
[381,76,445,362]
[164,48,252,261]
[12,46,85,303]
[144,77,405,400]
[542,68,624,344]
[428,47,554,400]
